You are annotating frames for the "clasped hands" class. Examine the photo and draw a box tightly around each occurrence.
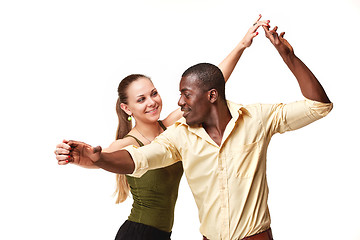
[55,140,102,168]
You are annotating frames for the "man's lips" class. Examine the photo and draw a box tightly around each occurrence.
[181,108,191,117]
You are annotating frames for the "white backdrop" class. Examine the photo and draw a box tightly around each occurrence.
[1,0,359,239]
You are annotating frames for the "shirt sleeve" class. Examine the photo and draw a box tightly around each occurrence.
[261,98,333,135]
[124,126,182,178]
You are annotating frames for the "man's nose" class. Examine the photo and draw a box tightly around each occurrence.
[178,95,184,107]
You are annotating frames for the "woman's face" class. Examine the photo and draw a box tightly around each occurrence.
[124,77,162,124]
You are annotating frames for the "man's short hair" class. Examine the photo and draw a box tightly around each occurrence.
[182,63,226,100]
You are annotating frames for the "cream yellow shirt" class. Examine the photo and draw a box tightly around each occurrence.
[125,99,333,240]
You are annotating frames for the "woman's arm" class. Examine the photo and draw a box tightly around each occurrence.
[103,137,138,153]
[162,108,183,127]
[219,14,269,82]
[163,15,270,127]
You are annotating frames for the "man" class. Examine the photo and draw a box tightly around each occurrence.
[56,23,332,240]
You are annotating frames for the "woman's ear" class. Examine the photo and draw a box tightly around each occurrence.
[208,89,218,103]
[120,103,132,116]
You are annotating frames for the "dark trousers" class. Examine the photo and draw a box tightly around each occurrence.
[115,220,172,240]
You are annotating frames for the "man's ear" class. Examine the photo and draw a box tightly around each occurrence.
[120,103,132,116]
[208,89,218,103]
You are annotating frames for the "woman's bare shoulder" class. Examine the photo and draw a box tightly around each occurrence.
[103,134,139,153]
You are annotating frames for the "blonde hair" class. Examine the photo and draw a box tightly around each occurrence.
[113,74,151,203]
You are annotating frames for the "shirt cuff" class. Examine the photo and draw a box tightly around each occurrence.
[305,98,333,117]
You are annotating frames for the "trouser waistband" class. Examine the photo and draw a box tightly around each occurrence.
[203,228,273,240]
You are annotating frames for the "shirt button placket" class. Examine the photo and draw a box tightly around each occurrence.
[219,152,230,239]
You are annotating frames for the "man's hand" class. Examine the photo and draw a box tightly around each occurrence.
[262,24,294,57]
[68,140,102,167]
[55,140,101,169]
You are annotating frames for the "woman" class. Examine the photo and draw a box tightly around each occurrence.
[55,16,269,240]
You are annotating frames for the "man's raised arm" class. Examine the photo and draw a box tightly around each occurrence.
[262,24,331,103]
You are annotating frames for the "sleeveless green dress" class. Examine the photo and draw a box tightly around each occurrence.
[124,121,183,233]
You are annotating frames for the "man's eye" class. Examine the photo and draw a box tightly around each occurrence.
[180,93,190,98]
[152,91,158,96]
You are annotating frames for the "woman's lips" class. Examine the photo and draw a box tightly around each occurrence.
[146,106,159,114]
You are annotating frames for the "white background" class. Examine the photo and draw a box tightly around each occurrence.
[1,0,359,239]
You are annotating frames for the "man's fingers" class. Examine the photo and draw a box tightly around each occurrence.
[261,25,271,38]
[93,146,102,154]
[273,26,278,32]
[67,140,88,148]
[280,32,285,38]
[67,140,78,147]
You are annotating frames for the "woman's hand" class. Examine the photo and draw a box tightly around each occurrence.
[241,14,270,48]
[54,140,72,165]
[218,14,270,81]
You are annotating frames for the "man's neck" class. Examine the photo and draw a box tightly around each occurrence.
[202,102,232,146]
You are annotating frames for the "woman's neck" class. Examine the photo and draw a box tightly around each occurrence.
[133,120,162,143]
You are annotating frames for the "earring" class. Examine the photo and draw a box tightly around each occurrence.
[127,116,132,121]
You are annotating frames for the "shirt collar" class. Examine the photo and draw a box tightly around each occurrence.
[175,100,251,126]
[175,100,251,146]
[226,100,252,120]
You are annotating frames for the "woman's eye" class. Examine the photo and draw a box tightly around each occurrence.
[137,98,145,103]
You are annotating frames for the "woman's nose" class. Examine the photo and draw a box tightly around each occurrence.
[147,97,156,106]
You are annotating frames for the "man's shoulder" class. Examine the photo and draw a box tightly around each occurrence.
[164,118,189,134]
[227,100,264,115]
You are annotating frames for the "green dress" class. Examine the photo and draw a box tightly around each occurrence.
[124,122,183,233]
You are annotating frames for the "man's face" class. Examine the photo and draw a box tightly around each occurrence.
[178,74,210,126]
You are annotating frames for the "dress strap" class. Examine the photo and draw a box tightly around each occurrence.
[158,120,167,131]
[123,135,144,147]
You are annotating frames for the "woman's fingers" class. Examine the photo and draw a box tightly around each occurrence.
[56,153,71,161]
[54,147,70,155]
[55,140,72,165]
[58,160,70,165]
[55,142,71,150]
[253,14,262,25]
